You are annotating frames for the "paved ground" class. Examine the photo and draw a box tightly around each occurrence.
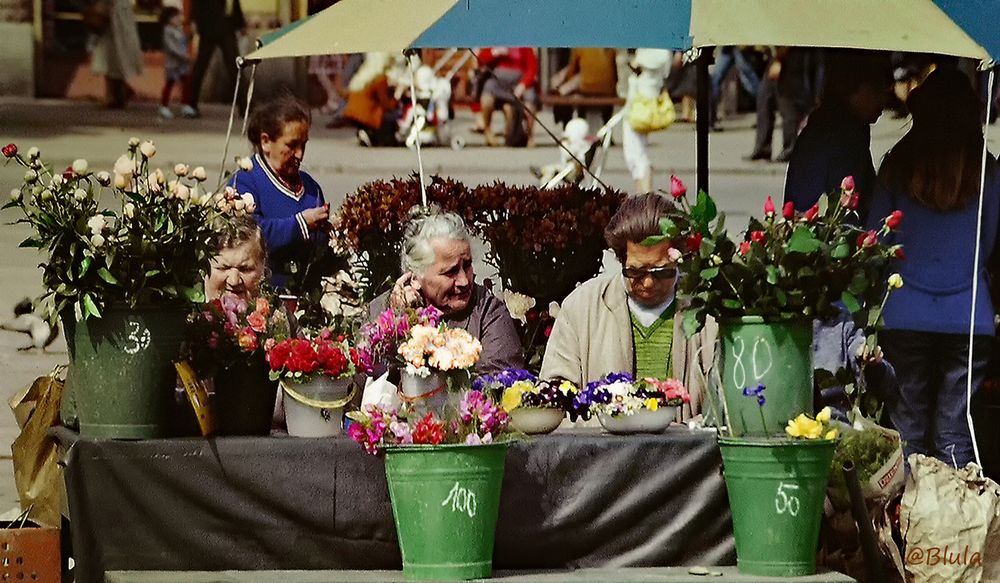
[0,96,996,514]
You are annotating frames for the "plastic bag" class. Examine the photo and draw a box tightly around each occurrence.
[627,93,676,133]
[9,374,64,527]
[901,454,1000,582]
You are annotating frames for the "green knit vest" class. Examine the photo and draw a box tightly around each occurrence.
[630,303,675,379]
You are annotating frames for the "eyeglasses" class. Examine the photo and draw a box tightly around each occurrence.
[622,266,678,281]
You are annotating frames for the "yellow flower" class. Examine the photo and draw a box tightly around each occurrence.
[501,385,525,412]
[888,273,904,289]
[785,414,823,439]
[816,407,831,424]
[511,380,535,395]
[644,398,659,411]
[825,428,839,440]
[558,381,578,394]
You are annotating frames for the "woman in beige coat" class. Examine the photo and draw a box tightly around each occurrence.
[540,194,715,419]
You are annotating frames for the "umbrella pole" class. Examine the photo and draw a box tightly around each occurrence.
[218,56,249,191]
[696,49,712,195]
[966,62,995,471]
[405,51,429,207]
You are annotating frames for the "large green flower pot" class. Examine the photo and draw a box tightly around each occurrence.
[68,305,188,439]
[719,437,837,577]
[720,317,813,436]
[384,443,508,580]
[213,357,278,436]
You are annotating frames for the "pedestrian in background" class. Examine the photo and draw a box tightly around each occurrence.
[188,0,244,118]
[746,47,818,163]
[89,0,143,109]
[158,6,198,120]
[622,49,672,193]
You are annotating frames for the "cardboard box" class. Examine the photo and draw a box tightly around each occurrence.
[0,520,60,582]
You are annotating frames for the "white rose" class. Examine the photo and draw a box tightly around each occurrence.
[238,157,253,172]
[503,290,536,324]
[191,166,207,181]
[95,171,112,186]
[87,215,106,235]
[123,203,135,218]
[90,234,105,247]
[233,198,246,212]
[147,173,162,193]
[667,247,682,262]
[548,301,561,319]
[26,147,39,159]
[127,137,140,148]
[72,159,89,175]
[9,189,21,202]
[139,140,156,159]
[174,183,190,201]
[174,163,189,177]
[39,189,53,201]
[114,173,127,190]
[73,188,88,202]
[113,155,135,178]
[23,169,37,183]
[50,175,63,187]
[241,193,256,214]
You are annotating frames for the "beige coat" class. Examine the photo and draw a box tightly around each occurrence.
[540,272,717,419]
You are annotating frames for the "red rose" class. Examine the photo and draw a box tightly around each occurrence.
[804,204,819,222]
[750,230,765,243]
[412,413,445,445]
[2,143,16,158]
[62,166,74,180]
[687,232,703,252]
[841,175,855,193]
[763,196,775,217]
[856,230,877,248]
[885,210,903,230]
[267,341,293,371]
[849,193,860,210]
[738,241,752,255]
[670,175,686,199]
[544,325,553,338]
[782,201,795,220]
[893,246,905,259]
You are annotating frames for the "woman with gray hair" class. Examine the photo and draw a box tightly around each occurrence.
[369,206,524,374]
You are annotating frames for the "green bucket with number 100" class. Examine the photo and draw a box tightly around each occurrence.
[719,437,837,577]
[384,443,508,581]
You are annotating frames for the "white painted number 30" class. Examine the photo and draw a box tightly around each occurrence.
[442,481,477,518]
[123,319,151,355]
[774,482,800,516]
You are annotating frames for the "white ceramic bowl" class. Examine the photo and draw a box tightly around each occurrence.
[510,407,564,434]
[598,406,677,435]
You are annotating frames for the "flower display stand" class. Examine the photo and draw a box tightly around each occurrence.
[718,437,837,577]
[384,443,508,580]
[719,317,813,437]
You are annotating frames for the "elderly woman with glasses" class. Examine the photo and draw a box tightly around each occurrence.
[541,193,713,414]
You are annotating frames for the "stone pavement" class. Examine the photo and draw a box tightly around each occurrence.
[0,95,995,515]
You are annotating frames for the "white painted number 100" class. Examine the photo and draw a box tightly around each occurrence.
[442,481,477,517]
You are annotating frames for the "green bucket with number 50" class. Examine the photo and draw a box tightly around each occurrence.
[384,443,508,581]
[719,437,837,577]
[720,317,813,437]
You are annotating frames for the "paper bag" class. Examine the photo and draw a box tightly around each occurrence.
[361,373,400,411]
[901,454,1000,582]
[9,375,64,528]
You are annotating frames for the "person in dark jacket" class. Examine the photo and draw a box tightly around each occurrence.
[188,0,245,117]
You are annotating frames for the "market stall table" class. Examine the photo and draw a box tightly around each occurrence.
[54,427,735,583]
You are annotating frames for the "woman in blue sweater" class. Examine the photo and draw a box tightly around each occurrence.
[868,68,1000,468]
[230,96,330,291]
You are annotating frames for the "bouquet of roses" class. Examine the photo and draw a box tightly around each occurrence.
[266,328,372,383]
[574,372,690,420]
[185,293,290,375]
[473,369,578,413]
[347,389,511,455]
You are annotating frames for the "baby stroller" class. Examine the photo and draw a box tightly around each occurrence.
[397,59,468,150]
[533,115,620,189]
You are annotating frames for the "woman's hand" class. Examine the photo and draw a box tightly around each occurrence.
[389,272,423,311]
[301,203,330,231]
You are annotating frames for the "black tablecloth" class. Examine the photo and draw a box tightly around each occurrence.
[54,427,735,583]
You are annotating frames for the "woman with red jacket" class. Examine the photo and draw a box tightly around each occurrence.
[478,47,539,147]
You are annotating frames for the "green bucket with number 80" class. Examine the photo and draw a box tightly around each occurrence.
[384,443,508,581]
[720,317,813,437]
[719,437,837,577]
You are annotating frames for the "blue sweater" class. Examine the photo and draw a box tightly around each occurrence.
[229,154,326,289]
[784,105,876,224]
[866,155,1000,336]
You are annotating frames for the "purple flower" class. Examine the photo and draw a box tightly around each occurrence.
[742,384,766,407]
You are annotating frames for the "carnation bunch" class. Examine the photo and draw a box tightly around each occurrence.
[266,328,372,383]
[347,389,512,455]
[185,293,290,374]
[579,372,690,419]
[398,324,483,377]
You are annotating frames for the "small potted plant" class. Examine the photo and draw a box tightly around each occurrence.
[266,329,371,437]
[185,293,290,435]
[347,389,512,580]
[579,372,690,434]
[474,369,573,434]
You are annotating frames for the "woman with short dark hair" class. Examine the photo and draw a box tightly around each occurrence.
[230,95,329,291]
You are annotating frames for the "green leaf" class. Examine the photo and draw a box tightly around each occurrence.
[78,256,92,278]
[840,291,861,313]
[766,265,778,285]
[682,309,701,337]
[18,238,44,249]
[82,294,101,319]
[722,299,742,309]
[776,288,788,306]
[658,217,678,238]
[787,226,822,253]
[641,235,668,246]
[817,194,829,216]
[700,266,720,279]
[96,268,119,285]
[831,242,850,260]
[181,286,205,303]
[145,269,161,277]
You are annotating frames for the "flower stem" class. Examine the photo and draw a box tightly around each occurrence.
[757,405,770,436]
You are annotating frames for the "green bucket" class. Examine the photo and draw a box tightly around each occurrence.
[384,443,508,581]
[718,437,837,577]
[69,304,188,439]
[720,317,813,436]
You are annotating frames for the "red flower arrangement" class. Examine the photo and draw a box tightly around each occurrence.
[266,329,372,383]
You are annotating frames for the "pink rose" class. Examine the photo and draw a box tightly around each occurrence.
[670,175,687,199]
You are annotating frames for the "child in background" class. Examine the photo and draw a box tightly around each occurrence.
[159,6,197,119]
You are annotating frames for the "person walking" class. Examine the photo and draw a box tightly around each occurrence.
[867,67,1000,468]
[158,6,198,120]
[188,0,244,118]
[89,0,143,109]
[746,47,818,163]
